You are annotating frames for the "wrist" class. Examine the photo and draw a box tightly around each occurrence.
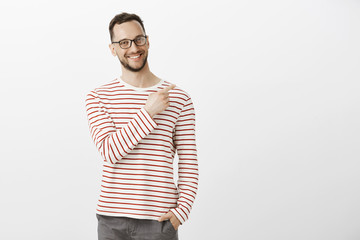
[144,106,155,118]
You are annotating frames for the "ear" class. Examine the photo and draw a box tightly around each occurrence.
[109,43,117,56]
[146,35,150,49]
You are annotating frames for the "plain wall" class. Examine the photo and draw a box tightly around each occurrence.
[0,0,359,239]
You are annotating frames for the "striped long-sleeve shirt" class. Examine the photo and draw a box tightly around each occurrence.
[85,77,198,224]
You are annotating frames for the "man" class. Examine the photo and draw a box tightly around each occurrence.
[85,12,199,240]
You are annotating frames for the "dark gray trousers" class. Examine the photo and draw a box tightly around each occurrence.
[96,214,179,240]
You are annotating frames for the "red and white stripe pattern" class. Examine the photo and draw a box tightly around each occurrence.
[85,78,198,224]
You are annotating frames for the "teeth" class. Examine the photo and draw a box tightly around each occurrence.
[129,55,140,59]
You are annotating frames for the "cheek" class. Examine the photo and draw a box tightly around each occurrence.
[117,50,127,58]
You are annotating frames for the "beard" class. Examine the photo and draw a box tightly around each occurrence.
[119,52,148,72]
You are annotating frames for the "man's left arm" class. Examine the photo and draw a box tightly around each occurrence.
[158,96,199,229]
[172,97,199,222]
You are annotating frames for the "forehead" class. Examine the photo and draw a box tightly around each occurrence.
[113,20,145,40]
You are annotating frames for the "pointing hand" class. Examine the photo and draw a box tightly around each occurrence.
[144,84,176,118]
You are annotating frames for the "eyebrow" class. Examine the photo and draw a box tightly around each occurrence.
[118,34,144,42]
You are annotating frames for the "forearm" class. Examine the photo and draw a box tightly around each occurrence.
[97,108,157,164]
[171,146,198,223]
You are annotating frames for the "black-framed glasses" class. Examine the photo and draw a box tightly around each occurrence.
[112,35,148,49]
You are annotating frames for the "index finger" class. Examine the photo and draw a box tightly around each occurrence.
[160,84,176,93]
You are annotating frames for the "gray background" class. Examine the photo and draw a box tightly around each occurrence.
[0,0,359,239]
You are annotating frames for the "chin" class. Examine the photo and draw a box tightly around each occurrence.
[121,57,148,72]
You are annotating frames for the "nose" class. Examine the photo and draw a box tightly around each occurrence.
[128,40,140,52]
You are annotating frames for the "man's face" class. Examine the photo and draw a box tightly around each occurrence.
[110,21,149,72]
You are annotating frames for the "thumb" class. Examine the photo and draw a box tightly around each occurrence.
[158,212,171,222]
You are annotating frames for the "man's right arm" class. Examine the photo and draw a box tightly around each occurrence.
[85,90,157,164]
[85,84,176,164]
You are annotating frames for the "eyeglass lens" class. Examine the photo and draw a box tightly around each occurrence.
[119,36,146,49]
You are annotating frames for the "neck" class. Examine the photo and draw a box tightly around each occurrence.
[121,63,160,88]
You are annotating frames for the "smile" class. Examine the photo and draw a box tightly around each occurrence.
[128,54,142,59]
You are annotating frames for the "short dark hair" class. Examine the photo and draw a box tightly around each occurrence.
[109,12,146,42]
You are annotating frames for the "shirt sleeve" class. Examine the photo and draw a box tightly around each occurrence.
[170,97,199,224]
[85,90,158,164]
